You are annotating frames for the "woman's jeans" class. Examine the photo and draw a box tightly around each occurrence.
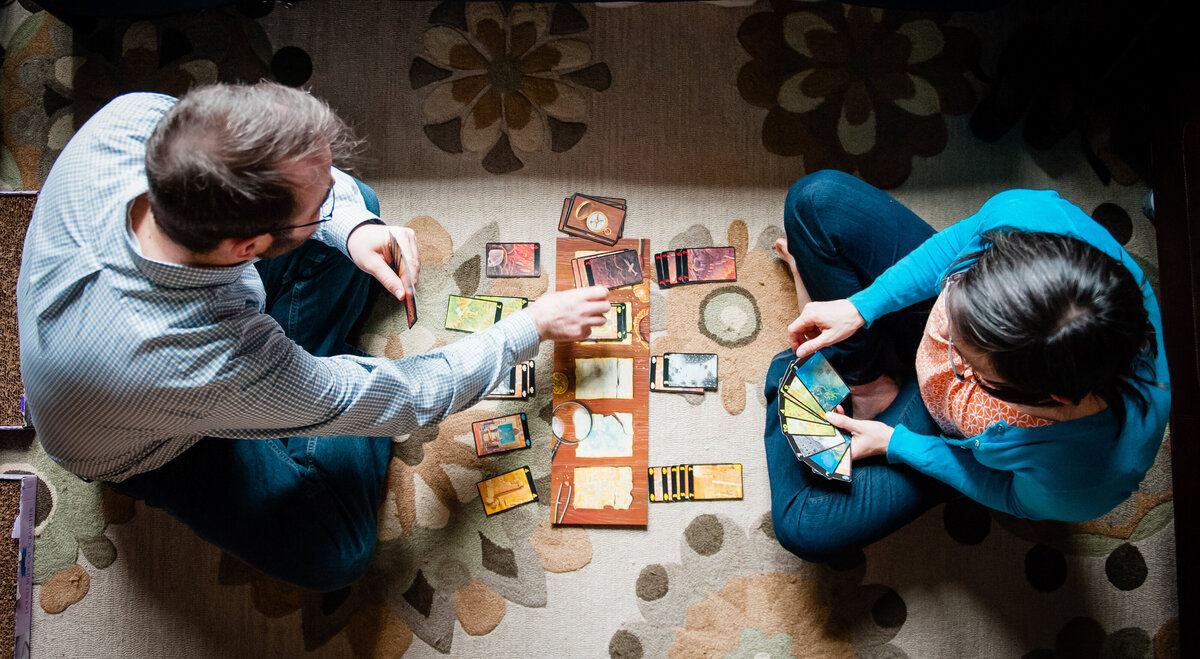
[765,170,956,563]
[114,179,391,592]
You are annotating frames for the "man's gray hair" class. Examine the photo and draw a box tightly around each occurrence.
[145,81,362,253]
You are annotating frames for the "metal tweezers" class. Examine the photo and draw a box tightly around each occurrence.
[553,481,573,524]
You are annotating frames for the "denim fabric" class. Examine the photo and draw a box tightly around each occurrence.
[114,178,392,592]
[783,169,936,386]
[767,171,954,562]
[765,349,954,562]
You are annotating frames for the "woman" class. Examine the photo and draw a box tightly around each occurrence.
[765,170,1170,563]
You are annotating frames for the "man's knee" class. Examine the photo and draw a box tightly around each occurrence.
[268,534,376,592]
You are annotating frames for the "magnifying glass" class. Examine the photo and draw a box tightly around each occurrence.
[550,400,593,461]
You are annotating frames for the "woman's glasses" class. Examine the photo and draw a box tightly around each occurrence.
[945,303,1059,407]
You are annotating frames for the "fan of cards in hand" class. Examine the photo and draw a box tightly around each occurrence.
[778,352,853,482]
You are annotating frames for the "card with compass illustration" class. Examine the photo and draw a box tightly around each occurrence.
[558,193,626,246]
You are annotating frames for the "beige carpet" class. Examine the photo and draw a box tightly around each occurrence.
[0,1,1176,656]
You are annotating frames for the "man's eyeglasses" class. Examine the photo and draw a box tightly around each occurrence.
[272,188,335,234]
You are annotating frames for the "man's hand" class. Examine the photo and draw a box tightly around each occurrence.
[525,286,611,342]
[826,408,894,460]
[789,299,865,359]
[347,223,421,301]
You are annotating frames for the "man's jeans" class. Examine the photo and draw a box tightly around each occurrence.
[765,170,956,563]
[115,179,391,591]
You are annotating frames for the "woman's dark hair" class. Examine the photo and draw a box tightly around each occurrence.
[145,82,362,253]
[943,228,1156,430]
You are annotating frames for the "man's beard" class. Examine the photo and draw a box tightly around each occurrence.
[258,232,308,259]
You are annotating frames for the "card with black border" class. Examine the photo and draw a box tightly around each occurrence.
[445,295,503,333]
[485,243,541,277]
[477,467,538,515]
[662,352,718,390]
[485,360,533,400]
[650,356,704,394]
[472,413,531,456]
[584,249,643,289]
[683,247,737,283]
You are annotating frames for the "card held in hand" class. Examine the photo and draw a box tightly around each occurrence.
[389,233,418,328]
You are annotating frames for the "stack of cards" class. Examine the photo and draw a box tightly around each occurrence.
[477,466,538,516]
[655,247,737,287]
[485,360,535,400]
[558,194,626,245]
[445,294,503,332]
[569,248,644,290]
[485,243,541,277]
[778,352,853,482]
[389,234,418,328]
[585,302,629,341]
[650,353,717,393]
[648,464,743,502]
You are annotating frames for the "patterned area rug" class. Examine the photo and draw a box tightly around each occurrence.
[0,1,1178,656]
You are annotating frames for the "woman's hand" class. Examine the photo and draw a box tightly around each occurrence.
[826,409,894,460]
[346,224,421,301]
[788,299,866,359]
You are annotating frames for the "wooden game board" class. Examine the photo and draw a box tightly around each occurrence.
[551,238,651,526]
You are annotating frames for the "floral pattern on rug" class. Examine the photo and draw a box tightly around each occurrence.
[737,1,979,189]
[410,2,612,174]
[0,439,129,612]
[242,218,593,653]
[608,513,907,658]
[2,8,285,190]
[653,221,798,415]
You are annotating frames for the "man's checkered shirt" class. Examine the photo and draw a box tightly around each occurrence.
[16,93,540,482]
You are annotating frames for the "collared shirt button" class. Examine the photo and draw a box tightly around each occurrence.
[974,439,981,448]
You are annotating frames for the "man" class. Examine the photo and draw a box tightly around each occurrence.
[17,82,610,591]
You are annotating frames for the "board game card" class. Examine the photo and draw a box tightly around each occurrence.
[675,249,687,284]
[477,467,538,515]
[476,295,529,320]
[559,194,626,245]
[389,233,418,328]
[654,252,665,287]
[648,465,667,501]
[802,441,849,479]
[832,445,852,482]
[485,361,530,400]
[485,243,541,277]
[780,366,827,418]
[670,465,681,501]
[781,414,838,436]
[784,431,845,459]
[587,302,628,341]
[684,464,695,500]
[570,248,623,289]
[584,249,644,289]
[684,246,737,283]
[779,391,827,422]
[692,463,743,500]
[445,295,503,332]
[650,356,705,394]
[662,352,718,390]
[794,351,851,412]
[472,413,531,456]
